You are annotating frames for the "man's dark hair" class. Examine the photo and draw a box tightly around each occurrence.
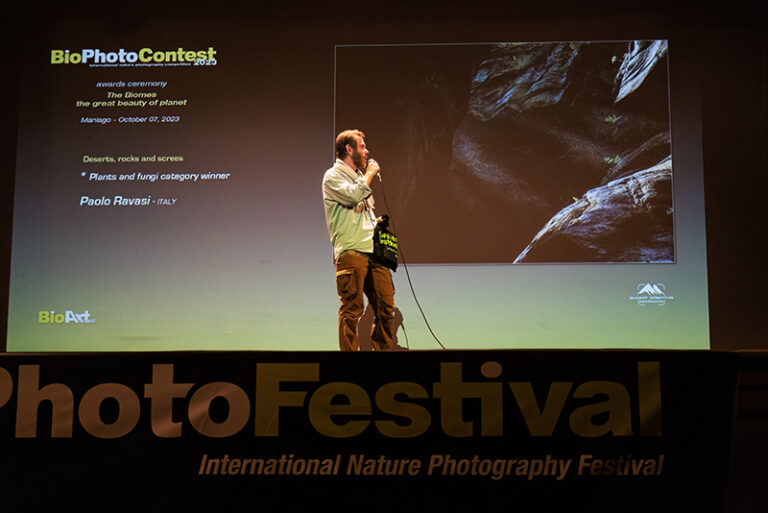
[335,129,365,159]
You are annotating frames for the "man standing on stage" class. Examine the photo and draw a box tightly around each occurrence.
[322,130,400,351]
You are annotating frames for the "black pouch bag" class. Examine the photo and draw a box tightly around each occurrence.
[373,215,398,271]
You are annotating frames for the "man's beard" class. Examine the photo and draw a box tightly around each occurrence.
[351,148,366,170]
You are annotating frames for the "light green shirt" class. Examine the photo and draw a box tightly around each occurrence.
[322,159,376,261]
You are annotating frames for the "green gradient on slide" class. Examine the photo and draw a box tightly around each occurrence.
[7,256,708,351]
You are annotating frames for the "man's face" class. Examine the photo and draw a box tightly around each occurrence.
[348,136,369,170]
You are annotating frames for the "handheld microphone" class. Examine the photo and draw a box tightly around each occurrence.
[368,157,382,182]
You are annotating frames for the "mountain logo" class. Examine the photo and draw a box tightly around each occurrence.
[630,283,674,305]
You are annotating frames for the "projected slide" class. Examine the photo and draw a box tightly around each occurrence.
[336,41,673,263]
[6,22,710,351]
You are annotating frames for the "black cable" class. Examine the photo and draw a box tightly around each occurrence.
[377,178,446,350]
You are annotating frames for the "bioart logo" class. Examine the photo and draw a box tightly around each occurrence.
[38,310,95,324]
[629,283,674,306]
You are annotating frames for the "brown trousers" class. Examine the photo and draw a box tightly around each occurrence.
[335,250,396,351]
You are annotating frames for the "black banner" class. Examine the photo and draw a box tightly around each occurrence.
[0,350,737,511]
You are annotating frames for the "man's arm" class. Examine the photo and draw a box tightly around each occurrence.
[323,169,373,208]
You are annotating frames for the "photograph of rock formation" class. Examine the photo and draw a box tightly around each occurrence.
[336,40,673,263]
